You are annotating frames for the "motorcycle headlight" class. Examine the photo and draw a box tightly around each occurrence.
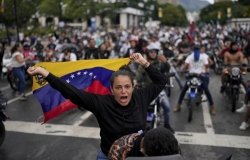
[231,67,240,76]
[2,68,7,73]
[190,77,200,85]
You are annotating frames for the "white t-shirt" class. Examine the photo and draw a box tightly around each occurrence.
[185,52,208,74]
[11,51,25,68]
[58,53,77,61]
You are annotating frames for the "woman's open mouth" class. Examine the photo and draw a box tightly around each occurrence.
[120,96,128,104]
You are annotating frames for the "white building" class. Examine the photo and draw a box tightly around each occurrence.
[228,18,250,30]
[118,7,144,29]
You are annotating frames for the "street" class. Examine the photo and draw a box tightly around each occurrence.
[0,72,250,160]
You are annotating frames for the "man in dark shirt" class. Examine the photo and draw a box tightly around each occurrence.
[177,34,192,55]
[84,38,100,59]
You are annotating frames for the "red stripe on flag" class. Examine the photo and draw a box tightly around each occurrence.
[85,80,111,95]
[44,100,77,123]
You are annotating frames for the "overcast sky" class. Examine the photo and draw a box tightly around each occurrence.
[206,0,214,4]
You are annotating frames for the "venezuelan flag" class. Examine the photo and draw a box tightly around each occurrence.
[32,58,130,123]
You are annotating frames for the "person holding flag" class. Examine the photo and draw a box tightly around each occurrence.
[27,53,169,159]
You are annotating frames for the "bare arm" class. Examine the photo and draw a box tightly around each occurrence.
[15,54,32,64]
[224,52,229,65]
[239,51,244,64]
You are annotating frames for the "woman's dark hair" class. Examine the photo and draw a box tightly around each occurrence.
[143,127,179,156]
[110,65,134,87]
[11,43,20,54]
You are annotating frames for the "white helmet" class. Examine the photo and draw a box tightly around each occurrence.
[147,43,160,51]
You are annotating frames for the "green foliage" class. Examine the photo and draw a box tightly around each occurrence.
[63,0,116,21]
[63,0,88,20]
[159,3,188,26]
[239,0,250,5]
[200,1,250,24]
[24,27,55,36]
[0,0,38,26]
[0,29,6,39]
[38,0,63,18]
[0,0,190,30]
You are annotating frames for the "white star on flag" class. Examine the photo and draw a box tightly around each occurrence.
[70,74,75,79]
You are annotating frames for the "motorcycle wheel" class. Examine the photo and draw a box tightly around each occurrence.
[231,93,237,112]
[0,121,5,146]
[187,99,195,122]
[7,71,18,91]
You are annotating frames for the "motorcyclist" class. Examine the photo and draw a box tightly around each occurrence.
[174,44,216,115]
[220,41,245,93]
[135,43,174,131]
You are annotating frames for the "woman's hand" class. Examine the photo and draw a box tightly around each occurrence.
[129,53,150,68]
[27,66,49,78]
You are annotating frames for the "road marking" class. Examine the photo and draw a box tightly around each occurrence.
[0,85,10,91]
[5,120,100,139]
[5,120,250,149]
[202,102,215,134]
[175,131,250,150]
[6,91,33,104]
[73,111,92,126]
[5,91,92,127]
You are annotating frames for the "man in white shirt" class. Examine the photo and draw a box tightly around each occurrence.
[174,44,216,115]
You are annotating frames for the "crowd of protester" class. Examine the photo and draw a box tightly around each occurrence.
[1,23,250,159]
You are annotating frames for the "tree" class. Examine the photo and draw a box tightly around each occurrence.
[239,0,250,5]
[0,0,39,41]
[63,0,89,21]
[38,0,63,19]
[0,0,38,26]
[158,3,188,26]
[200,1,250,24]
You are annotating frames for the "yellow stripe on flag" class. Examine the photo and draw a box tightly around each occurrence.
[32,58,130,91]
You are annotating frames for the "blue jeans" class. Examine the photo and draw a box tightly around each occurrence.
[178,74,214,106]
[12,66,26,94]
[96,149,108,160]
[159,90,170,125]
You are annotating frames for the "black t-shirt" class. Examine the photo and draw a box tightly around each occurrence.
[84,47,100,59]
[45,65,167,155]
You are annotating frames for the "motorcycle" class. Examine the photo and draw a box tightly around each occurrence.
[5,62,33,92]
[185,73,204,122]
[146,73,175,130]
[146,92,164,130]
[0,93,8,146]
[224,65,245,112]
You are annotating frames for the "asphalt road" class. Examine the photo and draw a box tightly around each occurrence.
[0,71,249,160]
